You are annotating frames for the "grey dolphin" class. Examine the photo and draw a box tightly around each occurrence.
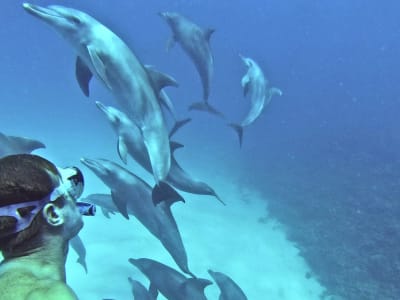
[0,132,45,158]
[229,56,282,147]
[208,269,248,300]
[23,3,176,184]
[80,157,195,277]
[96,101,224,205]
[129,258,212,300]
[159,12,223,117]
[81,194,117,219]
[128,277,155,300]
[70,235,88,274]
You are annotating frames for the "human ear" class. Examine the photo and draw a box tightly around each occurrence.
[42,203,64,226]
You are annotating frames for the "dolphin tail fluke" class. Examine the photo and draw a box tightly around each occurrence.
[152,181,185,206]
[169,117,192,138]
[188,101,224,118]
[228,123,243,147]
[77,257,88,274]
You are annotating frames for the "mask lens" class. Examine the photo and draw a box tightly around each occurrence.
[59,167,84,200]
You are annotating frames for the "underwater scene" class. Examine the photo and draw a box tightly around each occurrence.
[1,0,399,299]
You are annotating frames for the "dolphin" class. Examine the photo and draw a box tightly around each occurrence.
[128,277,155,300]
[129,258,212,300]
[229,56,282,147]
[0,132,45,158]
[96,101,224,205]
[23,3,176,185]
[208,269,248,300]
[159,12,223,117]
[80,157,195,277]
[70,235,88,274]
[81,194,117,219]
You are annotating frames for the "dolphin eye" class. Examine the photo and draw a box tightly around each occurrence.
[69,16,81,25]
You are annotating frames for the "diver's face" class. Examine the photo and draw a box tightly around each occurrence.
[61,192,84,240]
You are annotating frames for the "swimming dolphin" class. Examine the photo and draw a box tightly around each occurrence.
[23,3,176,185]
[229,56,282,147]
[0,132,45,158]
[80,158,195,277]
[81,194,117,219]
[159,12,223,117]
[70,235,88,274]
[96,101,224,205]
[128,277,155,300]
[208,269,248,300]
[129,258,212,300]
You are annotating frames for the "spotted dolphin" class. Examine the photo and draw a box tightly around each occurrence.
[129,258,212,300]
[159,12,223,117]
[208,269,248,300]
[229,56,282,147]
[23,3,176,185]
[0,132,45,158]
[80,158,195,277]
[96,101,224,205]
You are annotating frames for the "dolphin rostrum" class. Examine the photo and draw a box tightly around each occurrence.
[80,157,195,277]
[159,12,223,117]
[229,55,282,147]
[0,132,45,158]
[96,101,224,205]
[208,269,248,300]
[129,258,212,300]
[23,3,176,185]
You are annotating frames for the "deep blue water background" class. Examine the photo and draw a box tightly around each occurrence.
[1,1,400,299]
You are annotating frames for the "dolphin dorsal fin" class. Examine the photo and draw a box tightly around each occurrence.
[75,56,93,97]
[144,65,179,93]
[203,28,215,42]
[179,278,213,297]
[170,141,184,153]
[152,182,185,206]
[117,136,128,165]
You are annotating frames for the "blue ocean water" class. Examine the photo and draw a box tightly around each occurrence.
[1,1,399,299]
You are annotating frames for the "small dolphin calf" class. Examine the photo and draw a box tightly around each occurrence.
[80,158,195,277]
[0,132,45,158]
[229,56,282,147]
[96,101,224,205]
[208,269,248,300]
[129,258,212,300]
[23,3,176,184]
[159,12,223,117]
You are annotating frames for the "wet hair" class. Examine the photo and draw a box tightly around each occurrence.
[0,154,61,252]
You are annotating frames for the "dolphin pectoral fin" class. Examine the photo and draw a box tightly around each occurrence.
[117,136,128,164]
[179,278,212,296]
[269,87,283,97]
[241,75,250,96]
[169,118,192,138]
[170,141,184,153]
[144,65,179,93]
[76,256,88,274]
[75,56,93,97]
[111,190,129,220]
[149,283,159,299]
[166,36,176,52]
[101,207,112,219]
[228,123,244,148]
[152,181,185,206]
[87,45,112,90]
[203,28,215,42]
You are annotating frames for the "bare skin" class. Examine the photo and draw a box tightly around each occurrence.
[0,188,83,300]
